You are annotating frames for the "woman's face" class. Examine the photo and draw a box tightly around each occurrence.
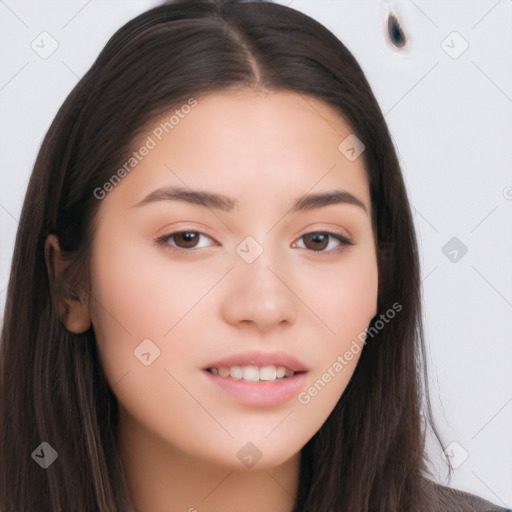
[88,89,378,470]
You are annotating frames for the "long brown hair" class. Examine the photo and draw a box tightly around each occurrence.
[0,0,450,510]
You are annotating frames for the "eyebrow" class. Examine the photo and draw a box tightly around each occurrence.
[131,186,368,215]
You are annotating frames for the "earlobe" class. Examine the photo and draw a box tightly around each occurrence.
[44,234,92,334]
[64,302,92,333]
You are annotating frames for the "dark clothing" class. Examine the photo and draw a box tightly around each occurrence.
[422,478,511,511]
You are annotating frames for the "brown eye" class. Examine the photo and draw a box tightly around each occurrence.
[172,231,200,248]
[303,233,329,251]
[296,231,353,254]
[155,231,216,252]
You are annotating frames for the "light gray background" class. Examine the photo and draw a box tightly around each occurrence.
[0,0,511,507]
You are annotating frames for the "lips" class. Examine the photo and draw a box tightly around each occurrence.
[203,368,308,407]
[204,350,309,373]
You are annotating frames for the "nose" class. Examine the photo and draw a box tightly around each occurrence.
[219,249,299,332]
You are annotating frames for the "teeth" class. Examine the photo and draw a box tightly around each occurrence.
[259,365,276,381]
[243,366,259,381]
[230,365,243,379]
[208,364,296,381]
[218,367,230,377]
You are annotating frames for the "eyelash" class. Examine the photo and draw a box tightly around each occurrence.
[154,230,354,256]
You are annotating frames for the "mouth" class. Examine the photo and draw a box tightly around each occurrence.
[203,367,308,407]
[202,351,309,406]
[203,350,309,381]
[206,365,306,382]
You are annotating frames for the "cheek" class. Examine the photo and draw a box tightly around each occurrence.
[294,249,378,405]
[329,261,378,335]
[88,236,219,447]
[300,248,378,346]
[90,230,217,341]
[87,231,207,386]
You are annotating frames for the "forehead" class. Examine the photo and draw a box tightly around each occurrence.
[146,88,357,153]
[101,88,371,216]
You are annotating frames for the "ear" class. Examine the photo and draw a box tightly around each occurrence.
[44,234,91,334]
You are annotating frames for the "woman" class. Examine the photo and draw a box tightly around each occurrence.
[0,0,509,510]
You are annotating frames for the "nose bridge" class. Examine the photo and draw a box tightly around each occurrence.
[236,230,289,287]
[220,234,298,330]
[237,234,285,297]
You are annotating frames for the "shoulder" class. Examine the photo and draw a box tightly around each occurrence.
[419,477,511,512]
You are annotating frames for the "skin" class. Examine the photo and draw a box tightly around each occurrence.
[46,89,378,512]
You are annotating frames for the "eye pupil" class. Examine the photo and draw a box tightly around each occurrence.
[304,233,328,251]
[176,231,198,248]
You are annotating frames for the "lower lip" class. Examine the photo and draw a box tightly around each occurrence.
[203,370,308,407]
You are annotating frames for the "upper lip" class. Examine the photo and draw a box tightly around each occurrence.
[204,350,309,372]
